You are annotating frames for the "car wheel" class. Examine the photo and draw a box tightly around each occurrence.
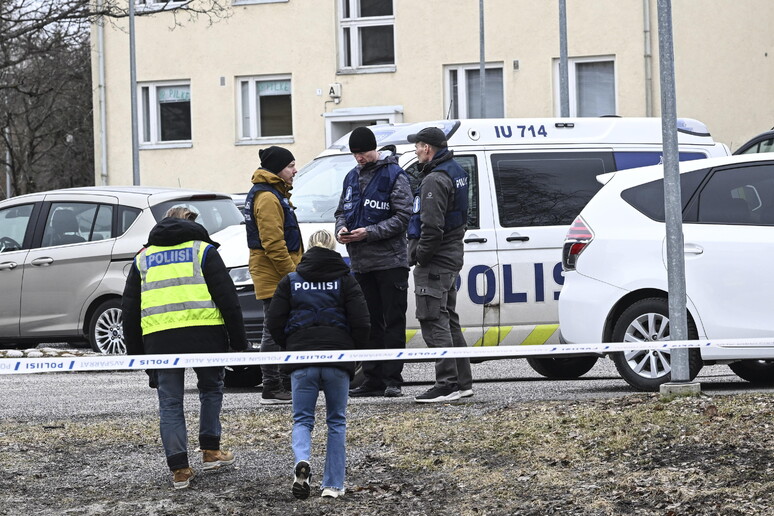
[224,365,263,388]
[89,299,125,355]
[728,360,774,385]
[526,356,598,379]
[611,297,702,392]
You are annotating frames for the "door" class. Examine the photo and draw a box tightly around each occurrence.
[404,153,499,347]
[20,200,116,337]
[490,150,616,345]
[0,201,40,338]
[681,162,774,339]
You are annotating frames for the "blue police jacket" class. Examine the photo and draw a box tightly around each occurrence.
[284,272,348,335]
[341,162,405,230]
[407,150,469,239]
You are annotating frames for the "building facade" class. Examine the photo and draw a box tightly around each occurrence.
[91,0,774,192]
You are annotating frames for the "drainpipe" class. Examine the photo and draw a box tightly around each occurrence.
[643,0,654,116]
[97,0,108,185]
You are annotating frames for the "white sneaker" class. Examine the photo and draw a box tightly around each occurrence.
[459,389,474,398]
[321,487,344,498]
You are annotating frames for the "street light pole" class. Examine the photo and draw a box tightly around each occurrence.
[558,0,570,117]
[129,0,140,185]
[479,0,486,118]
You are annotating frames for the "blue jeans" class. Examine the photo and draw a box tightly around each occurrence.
[156,367,225,470]
[290,367,349,490]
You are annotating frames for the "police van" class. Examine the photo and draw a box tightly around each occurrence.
[289,118,730,379]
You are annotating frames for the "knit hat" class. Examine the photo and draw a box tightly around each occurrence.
[259,146,295,174]
[348,126,377,153]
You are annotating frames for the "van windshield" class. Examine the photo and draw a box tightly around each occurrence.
[292,154,356,223]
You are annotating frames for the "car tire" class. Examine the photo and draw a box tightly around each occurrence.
[89,299,126,355]
[728,360,774,385]
[526,356,598,379]
[611,297,702,392]
[224,365,263,388]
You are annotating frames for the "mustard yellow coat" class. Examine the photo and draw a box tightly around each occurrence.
[248,168,303,299]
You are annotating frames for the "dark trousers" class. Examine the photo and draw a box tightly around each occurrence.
[354,267,409,389]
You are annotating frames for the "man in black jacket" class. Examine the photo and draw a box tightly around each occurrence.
[266,229,370,499]
[122,207,248,489]
[406,127,474,403]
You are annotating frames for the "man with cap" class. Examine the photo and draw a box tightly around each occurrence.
[406,127,474,403]
[334,126,413,398]
[245,145,303,404]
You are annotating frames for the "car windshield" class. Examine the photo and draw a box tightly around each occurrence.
[151,197,244,234]
[292,154,357,223]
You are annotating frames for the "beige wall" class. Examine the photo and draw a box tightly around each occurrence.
[92,0,774,193]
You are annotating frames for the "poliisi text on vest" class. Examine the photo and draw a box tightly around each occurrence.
[363,199,390,210]
[292,280,339,291]
[146,248,193,268]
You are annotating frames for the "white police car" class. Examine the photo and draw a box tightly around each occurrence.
[291,117,730,379]
[559,153,774,390]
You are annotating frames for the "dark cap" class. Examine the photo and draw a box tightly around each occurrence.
[407,127,447,148]
[259,146,295,174]
[348,126,377,153]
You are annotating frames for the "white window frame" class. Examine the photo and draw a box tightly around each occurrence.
[138,80,192,149]
[236,74,294,145]
[553,55,617,117]
[322,105,403,148]
[444,63,505,119]
[232,0,287,5]
[338,0,396,74]
[135,0,186,10]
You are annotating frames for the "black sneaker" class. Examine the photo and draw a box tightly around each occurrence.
[414,385,461,403]
[292,460,311,500]
[384,385,402,398]
[349,385,384,397]
[261,387,292,405]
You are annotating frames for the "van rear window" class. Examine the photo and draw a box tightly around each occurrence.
[491,152,615,227]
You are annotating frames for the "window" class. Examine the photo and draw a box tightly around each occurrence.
[237,76,293,141]
[554,57,616,117]
[339,0,395,72]
[135,0,186,9]
[139,82,192,146]
[690,164,774,225]
[446,64,504,119]
[491,152,616,227]
[42,203,114,247]
[621,169,710,222]
[0,204,34,252]
[405,156,480,229]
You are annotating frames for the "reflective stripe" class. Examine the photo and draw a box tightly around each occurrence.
[405,324,559,348]
[521,324,560,346]
[474,326,512,347]
[142,276,207,290]
[141,300,218,317]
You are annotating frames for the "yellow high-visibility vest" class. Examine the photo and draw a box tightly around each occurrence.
[136,240,225,335]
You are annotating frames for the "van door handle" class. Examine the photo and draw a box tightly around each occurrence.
[31,257,54,266]
[684,244,704,255]
[0,261,17,270]
[464,237,487,244]
[506,236,530,242]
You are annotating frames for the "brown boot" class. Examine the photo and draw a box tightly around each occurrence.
[172,467,195,489]
[202,449,235,471]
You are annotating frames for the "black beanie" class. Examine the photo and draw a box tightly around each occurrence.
[259,146,295,174]
[348,126,377,153]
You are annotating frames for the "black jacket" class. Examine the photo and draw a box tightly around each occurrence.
[122,218,248,355]
[266,246,370,379]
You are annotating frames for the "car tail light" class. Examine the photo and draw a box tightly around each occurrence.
[562,216,594,271]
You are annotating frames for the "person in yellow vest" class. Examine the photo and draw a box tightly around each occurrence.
[122,206,248,490]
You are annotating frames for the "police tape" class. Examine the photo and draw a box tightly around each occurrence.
[3,337,774,375]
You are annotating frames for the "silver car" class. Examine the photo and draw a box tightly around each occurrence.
[0,186,254,354]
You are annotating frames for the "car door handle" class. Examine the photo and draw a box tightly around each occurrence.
[464,237,487,244]
[506,236,530,242]
[684,244,704,255]
[31,257,54,266]
[0,261,17,270]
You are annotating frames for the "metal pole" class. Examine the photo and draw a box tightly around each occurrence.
[656,0,689,381]
[4,126,11,199]
[558,0,570,117]
[129,0,140,185]
[479,0,486,118]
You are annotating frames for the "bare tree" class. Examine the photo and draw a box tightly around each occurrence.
[0,0,230,198]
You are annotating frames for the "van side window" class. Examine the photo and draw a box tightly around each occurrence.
[491,152,615,227]
[404,154,479,230]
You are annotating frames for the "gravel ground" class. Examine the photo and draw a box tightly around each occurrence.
[2,383,774,514]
